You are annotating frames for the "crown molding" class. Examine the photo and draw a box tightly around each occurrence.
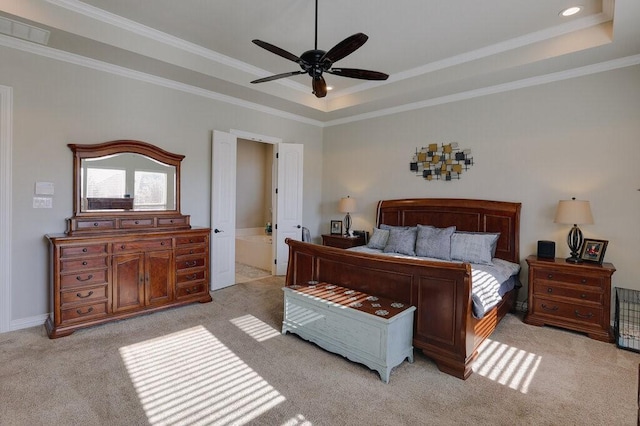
[325,54,640,127]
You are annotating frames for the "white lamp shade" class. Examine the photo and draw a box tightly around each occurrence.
[554,199,594,225]
[339,197,357,213]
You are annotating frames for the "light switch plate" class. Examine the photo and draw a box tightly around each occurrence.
[33,197,52,208]
[35,181,54,195]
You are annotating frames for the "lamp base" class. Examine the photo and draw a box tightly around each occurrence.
[565,256,583,264]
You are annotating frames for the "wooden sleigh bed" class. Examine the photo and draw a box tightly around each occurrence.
[285,198,522,380]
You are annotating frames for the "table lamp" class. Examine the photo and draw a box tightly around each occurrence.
[554,197,593,263]
[338,196,357,236]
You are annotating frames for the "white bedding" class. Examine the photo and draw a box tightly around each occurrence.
[347,246,521,318]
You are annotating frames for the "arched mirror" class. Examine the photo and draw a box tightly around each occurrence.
[67,140,189,234]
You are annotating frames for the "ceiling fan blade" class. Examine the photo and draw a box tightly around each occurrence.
[252,39,302,64]
[251,70,306,84]
[321,33,368,64]
[327,68,389,80]
[312,76,327,98]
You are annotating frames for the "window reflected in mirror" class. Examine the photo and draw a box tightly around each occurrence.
[81,153,176,212]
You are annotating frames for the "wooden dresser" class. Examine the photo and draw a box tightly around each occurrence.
[46,228,211,338]
[45,140,212,338]
[524,255,615,342]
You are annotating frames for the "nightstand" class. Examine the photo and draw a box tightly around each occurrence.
[524,255,616,342]
[321,234,366,249]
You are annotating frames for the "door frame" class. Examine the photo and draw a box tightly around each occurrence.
[0,85,13,333]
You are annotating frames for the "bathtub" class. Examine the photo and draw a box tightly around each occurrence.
[236,227,273,272]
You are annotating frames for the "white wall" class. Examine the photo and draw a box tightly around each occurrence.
[323,65,640,306]
[0,45,323,326]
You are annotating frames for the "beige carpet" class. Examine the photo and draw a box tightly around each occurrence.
[1,275,638,426]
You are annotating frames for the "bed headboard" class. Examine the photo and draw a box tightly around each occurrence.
[376,198,521,263]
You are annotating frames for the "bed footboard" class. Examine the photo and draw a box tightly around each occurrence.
[285,239,493,380]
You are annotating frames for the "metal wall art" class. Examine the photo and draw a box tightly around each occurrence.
[409,143,473,181]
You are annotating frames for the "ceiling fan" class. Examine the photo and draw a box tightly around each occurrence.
[250,0,389,98]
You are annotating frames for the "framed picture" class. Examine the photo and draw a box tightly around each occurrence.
[330,220,343,235]
[579,239,608,264]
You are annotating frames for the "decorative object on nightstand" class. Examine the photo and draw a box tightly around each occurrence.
[338,196,357,236]
[579,238,608,264]
[330,220,342,235]
[524,255,615,342]
[322,234,366,249]
[554,197,594,263]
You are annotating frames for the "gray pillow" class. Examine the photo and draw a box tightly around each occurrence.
[415,225,456,260]
[450,232,500,265]
[367,228,390,250]
[383,227,417,256]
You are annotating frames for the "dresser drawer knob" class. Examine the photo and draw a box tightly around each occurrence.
[160,241,165,246]
[581,279,587,284]
[75,274,93,282]
[93,222,99,227]
[541,304,558,312]
[135,220,139,224]
[82,261,87,266]
[547,288,553,293]
[189,249,194,254]
[121,245,126,249]
[76,290,94,299]
[186,273,197,281]
[574,310,593,319]
[185,286,199,294]
[185,260,197,267]
[580,294,587,299]
[82,248,88,252]
[547,274,553,279]
[76,307,94,315]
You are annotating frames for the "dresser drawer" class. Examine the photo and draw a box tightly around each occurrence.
[60,269,108,289]
[531,297,603,326]
[158,217,188,226]
[60,244,108,258]
[176,269,206,284]
[533,283,602,303]
[533,269,602,288]
[113,239,172,253]
[60,302,108,323]
[60,285,108,306]
[75,219,116,231]
[176,256,206,270]
[176,235,207,245]
[120,218,155,228]
[60,257,108,273]
[175,245,207,257]
[176,282,208,299]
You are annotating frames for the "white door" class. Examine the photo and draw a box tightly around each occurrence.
[210,130,237,290]
[273,143,304,275]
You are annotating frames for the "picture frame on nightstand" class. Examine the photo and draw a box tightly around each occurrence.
[330,220,343,235]
[579,238,608,264]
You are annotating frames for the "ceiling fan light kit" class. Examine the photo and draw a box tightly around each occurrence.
[250,0,389,98]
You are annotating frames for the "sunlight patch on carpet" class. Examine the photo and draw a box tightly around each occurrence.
[230,314,281,342]
[282,413,313,425]
[473,338,541,394]
[119,325,285,425]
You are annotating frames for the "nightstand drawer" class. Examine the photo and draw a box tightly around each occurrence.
[532,297,603,326]
[524,256,615,342]
[533,269,602,288]
[533,283,602,303]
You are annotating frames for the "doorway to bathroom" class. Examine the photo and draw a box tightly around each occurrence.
[235,139,274,284]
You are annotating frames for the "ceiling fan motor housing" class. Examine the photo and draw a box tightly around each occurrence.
[300,50,332,77]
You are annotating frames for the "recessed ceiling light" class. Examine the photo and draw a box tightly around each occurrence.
[560,6,582,17]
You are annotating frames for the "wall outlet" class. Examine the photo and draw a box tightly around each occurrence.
[33,197,52,208]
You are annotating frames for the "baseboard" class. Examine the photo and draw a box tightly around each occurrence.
[10,313,48,332]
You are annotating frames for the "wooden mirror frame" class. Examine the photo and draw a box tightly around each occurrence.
[66,140,189,235]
